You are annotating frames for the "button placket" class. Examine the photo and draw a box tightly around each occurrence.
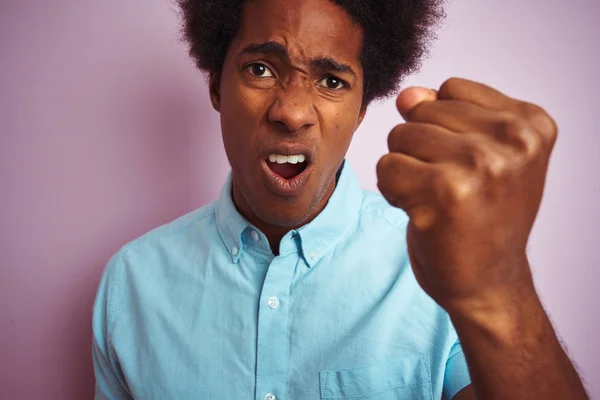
[255,253,298,400]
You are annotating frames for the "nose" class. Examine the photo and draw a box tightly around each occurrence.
[267,79,317,133]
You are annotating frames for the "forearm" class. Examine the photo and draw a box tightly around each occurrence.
[448,278,588,400]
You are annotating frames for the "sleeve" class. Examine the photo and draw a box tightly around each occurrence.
[442,339,472,400]
[92,253,132,400]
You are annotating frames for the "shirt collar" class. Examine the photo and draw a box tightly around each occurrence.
[215,159,364,266]
[214,173,251,263]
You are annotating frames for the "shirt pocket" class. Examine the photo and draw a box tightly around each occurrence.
[319,354,433,400]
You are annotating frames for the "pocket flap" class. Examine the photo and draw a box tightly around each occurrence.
[319,355,432,399]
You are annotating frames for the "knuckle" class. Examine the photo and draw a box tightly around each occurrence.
[498,116,545,159]
[465,141,488,169]
[520,102,544,120]
[376,153,395,177]
[518,130,544,159]
[519,102,558,145]
[440,173,477,206]
[482,152,508,179]
[439,77,463,99]
[376,156,387,177]
[466,141,508,179]
[521,102,557,129]
[387,124,407,151]
[376,163,403,208]
[411,206,437,232]
[501,116,530,137]
[407,101,431,121]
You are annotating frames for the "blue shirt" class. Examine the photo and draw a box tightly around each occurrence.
[93,160,471,400]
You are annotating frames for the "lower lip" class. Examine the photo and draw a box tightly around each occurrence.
[260,159,312,196]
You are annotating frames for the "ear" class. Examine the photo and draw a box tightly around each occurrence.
[209,73,221,112]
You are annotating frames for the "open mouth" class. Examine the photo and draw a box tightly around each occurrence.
[260,149,313,196]
[266,154,309,180]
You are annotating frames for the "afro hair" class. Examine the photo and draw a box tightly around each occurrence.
[176,0,445,105]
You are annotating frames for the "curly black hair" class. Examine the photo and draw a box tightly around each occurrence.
[176,0,445,106]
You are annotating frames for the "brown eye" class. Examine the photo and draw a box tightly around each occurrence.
[319,76,345,90]
[248,63,273,77]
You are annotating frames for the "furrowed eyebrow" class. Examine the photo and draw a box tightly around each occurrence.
[239,41,290,62]
[311,57,356,78]
[239,41,356,79]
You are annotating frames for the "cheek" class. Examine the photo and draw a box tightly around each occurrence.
[326,114,357,153]
[220,84,269,160]
[223,85,263,123]
[221,67,269,121]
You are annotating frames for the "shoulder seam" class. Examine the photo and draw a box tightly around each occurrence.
[120,204,216,257]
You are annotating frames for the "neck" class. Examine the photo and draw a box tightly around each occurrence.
[231,178,336,256]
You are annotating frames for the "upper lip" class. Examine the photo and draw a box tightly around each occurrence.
[262,143,314,163]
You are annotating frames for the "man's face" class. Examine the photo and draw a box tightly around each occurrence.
[214,0,365,228]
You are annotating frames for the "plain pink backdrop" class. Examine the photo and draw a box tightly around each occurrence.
[1,0,598,398]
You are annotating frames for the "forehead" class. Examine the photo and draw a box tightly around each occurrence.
[232,0,363,65]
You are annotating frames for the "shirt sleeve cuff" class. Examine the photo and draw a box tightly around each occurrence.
[443,341,472,400]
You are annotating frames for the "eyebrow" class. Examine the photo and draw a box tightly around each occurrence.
[239,41,357,78]
[240,41,290,62]
[311,57,356,78]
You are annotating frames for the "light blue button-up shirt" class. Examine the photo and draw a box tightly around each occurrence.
[93,161,471,400]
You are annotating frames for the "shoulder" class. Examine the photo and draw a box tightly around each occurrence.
[118,202,217,258]
[94,202,218,329]
[98,202,217,299]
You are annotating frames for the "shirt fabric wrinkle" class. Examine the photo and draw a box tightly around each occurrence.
[92,159,471,400]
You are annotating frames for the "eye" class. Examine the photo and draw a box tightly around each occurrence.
[318,76,346,90]
[246,63,274,78]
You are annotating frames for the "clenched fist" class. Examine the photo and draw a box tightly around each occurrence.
[377,77,557,314]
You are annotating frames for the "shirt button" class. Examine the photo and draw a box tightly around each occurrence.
[264,393,276,400]
[267,296,280,309]
[231,246,239,256]
[310,252,318,261]
[251,230,260,241]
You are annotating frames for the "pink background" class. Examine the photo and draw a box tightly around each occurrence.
[1,0,598,398]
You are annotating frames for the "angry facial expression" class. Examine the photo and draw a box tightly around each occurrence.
[212,0,365,231]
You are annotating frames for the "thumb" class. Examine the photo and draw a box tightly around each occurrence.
[396,87,438,121]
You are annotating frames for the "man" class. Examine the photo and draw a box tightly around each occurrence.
[92,0,588,399]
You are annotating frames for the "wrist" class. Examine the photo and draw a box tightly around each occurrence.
[443,274,589,399]
[447,283,549,346]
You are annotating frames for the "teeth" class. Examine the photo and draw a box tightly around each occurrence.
[268,154,307,164]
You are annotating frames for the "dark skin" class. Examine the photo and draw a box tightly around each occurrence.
[210,0,365,255]
[209,0,588,398]
[386,83,589,399]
